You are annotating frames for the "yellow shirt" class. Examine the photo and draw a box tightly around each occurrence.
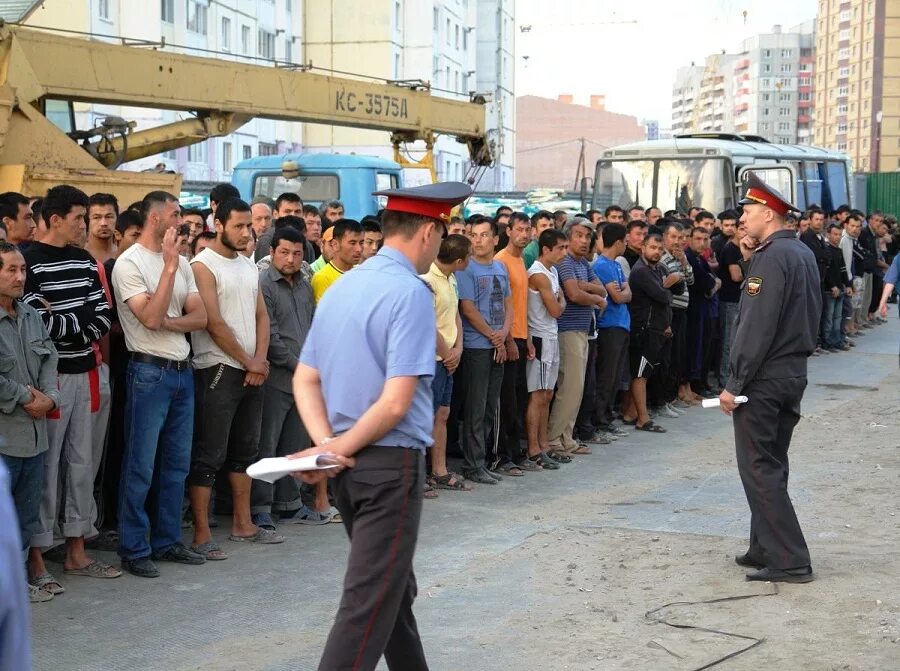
[420,262,458,361]
[494,249,528,340]
[312,262,345,303]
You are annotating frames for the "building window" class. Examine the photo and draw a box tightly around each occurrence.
[394,1,401,30]
[782,49,792,58]
[778,107,790,116]
[286,0,291,12]
[799,92,811,101]
[221,17,231,51]
[258,142,278,156]
[762,49,771,58]
[186,0,208,35]
[763,107,770,116]
[761,78,771,88]
[780,63,792,73]
[455,24,460,49]
[762,93,770,101]
[258,30,275,59]
[445,18,450,45]
[285,39,292,62]
[222,142,233,173]
[241,25,250,54]
[779,92,791,102]
[837,142,846,151]
[837,123,848,133]
[799,77,811,86]
[463,27,467,50]
[188,141,208,163]
[838,47,849,59]
[838,86,849,96]
[242,145,252,160]
[763,64,771,73]
[394,53,400,79]
[161,0,175,23]
[433,7,438,31]
[98,0,110,19]
[838,66,849,77]
[839,8,850,20]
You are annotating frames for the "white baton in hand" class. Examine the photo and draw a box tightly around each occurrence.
[701,395,749,409]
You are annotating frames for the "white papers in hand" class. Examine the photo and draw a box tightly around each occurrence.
[246,455,340,483]
[701,395,749,409]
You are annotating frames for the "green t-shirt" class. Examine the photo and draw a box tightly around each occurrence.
[523,240,539,270]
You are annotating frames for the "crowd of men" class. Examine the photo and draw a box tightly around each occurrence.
[0,180,897,605]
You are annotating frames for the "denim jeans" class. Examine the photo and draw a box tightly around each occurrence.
[118,361,194,560]
[822,294,844,348]
[2,452,45,553]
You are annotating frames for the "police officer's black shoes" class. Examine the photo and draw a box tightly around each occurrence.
[734,553,765,569]
[745,566,814,583]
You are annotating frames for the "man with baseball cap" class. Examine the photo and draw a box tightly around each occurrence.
[290,181,472,670]
[718,171,820,583]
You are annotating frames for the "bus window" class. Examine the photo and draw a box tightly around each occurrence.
[741,166,795,204]
[657,158,732,213]
[594,160,654,209]
[252,174,340,202]
[825,161,849,208]
[803,162,823,209]
[375,173,399,209]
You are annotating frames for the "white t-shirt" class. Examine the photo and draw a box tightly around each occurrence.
[190,247,259,370]
[527,260,560,339]
[112,243,198,361]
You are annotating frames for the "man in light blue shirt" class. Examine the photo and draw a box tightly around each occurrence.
[291,182,472,671]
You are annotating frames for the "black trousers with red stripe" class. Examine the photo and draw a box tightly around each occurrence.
[318,446,428,671]
[732,376,811,571]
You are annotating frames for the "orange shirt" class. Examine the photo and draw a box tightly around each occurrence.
[494,249,528,340]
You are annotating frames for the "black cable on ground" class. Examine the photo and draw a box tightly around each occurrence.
[644,583,780,670]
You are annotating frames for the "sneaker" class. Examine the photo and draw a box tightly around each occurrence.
[251,512,276,531]
[658,404,680,419]
[152,543,206,565]
[28,583,53,603]
[671,398,691,410]
[600,425,630,437]
[121,557,160,578]
[665,402,684,416]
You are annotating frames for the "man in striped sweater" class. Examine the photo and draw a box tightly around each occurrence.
[23,184,120,590]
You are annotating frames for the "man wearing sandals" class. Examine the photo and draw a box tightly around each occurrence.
[421,233,472,494]
[291,181,472,671]
[112,191,209,578]
[24,185,119,588]
[188,198,283,560]
[524,229,568,469]
[0,242,59,602]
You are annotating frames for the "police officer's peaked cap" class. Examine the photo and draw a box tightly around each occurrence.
[738,171,801,216]
[373,182,473,222]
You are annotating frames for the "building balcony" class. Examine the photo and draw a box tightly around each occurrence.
[735,58,750,71]
[799,114,811,124]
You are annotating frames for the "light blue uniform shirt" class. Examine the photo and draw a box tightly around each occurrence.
[299,246,436,450]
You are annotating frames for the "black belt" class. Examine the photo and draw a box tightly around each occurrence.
[131,352,192,371]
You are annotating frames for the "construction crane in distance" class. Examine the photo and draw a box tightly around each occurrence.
[0,23,494,202]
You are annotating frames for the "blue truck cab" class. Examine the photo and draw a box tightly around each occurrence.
[230,153,403,220]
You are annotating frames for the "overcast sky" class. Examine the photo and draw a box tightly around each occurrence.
[514,0,818,125]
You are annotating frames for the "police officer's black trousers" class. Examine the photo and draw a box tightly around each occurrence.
[732,377,811,570]
[318,446,428,671]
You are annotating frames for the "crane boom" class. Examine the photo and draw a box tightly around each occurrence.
[0,23,493,201]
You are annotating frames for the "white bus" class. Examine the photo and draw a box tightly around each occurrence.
[592,134,853,215]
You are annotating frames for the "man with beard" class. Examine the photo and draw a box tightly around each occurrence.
[719,172,819,583]
[188,198,282,561]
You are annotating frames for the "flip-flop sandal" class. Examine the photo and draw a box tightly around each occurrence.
[228,528,285,544]
[547,450,573,463]
[30,572,65,594]
[570,444,593,455]
[191,541,228,561]
[516,458,542,472]
[323,506,343,523]
[282,506,330,525]
[431,473,472,491]
[527,453,557,470]
[424,483,439,499]
[494,463,525,477]
[635,421,667,433]
[63,560,122,579]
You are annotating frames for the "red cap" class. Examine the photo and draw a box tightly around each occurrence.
[373,182,473,222]
[737,171,800,216]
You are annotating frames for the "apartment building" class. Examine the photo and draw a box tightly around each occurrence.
[813,0,899,172]
[671,54,738,135]
[733,23,816,144]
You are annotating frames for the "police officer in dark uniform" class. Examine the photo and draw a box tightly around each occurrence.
[719,172,821,584]
[290,182,472,670]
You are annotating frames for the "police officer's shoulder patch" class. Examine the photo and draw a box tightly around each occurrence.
[746,276,763,296]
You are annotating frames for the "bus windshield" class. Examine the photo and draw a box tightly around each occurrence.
[594,158,734,213]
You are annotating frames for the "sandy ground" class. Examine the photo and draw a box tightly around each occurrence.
[31,321,900,671]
